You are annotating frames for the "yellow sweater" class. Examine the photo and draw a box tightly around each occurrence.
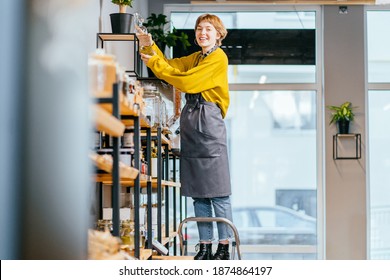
[147,44,230,118]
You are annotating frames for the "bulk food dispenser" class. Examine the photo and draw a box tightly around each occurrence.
[138,78,183,132]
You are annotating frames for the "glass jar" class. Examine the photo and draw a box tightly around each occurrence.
[88,49,117,98]
[140,45,154,56]
[120,220,135,250]
[122,127,134,148]
[96,219,113,233]
[143,89,162,130]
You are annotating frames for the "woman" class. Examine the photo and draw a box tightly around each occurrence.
[137,14,232,260]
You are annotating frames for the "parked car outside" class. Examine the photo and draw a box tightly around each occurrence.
[180,205,317,246]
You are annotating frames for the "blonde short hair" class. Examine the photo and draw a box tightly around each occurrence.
[195,14,227,46]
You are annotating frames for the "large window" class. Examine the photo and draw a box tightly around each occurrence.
[226,90,317,259]
[367,11,390,83]
[172,11,316,84]
[368,90,390,259]
[169,6,323,260]
[367,9,390,260]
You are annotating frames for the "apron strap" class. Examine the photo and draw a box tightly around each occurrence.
[185,93,201,112]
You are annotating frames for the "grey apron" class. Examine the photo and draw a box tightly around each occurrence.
[180,93,231,198]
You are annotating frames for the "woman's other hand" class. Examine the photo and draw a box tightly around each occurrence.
[140,53,153,64]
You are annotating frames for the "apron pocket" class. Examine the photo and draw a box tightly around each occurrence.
[183,130,222,158]
[180,103,225,158]
[195,103,224,140]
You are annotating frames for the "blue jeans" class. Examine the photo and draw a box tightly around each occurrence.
[193,196,233,242]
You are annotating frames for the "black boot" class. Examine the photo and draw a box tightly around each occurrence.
[212,243,230,260]
[194,243,212,260]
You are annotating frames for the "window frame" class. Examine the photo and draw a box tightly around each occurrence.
[365,5,390,260]
[165,4,324,260]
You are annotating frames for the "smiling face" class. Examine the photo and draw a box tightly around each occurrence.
[195,21,221,54]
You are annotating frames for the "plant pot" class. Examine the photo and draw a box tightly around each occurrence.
[110,13,133,34]
[337,120,350,134]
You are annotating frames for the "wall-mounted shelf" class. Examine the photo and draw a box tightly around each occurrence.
[333,133,361,160]
[96,33,141,77]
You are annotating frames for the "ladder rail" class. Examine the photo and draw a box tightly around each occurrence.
[177,216,242,260]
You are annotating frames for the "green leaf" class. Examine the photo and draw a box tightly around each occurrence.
[143,13,191,50]
[111,0,133,7]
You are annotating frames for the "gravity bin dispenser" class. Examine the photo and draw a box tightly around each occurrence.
[137,78,183,133]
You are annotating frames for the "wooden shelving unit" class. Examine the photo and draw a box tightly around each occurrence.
[92,33,183,259]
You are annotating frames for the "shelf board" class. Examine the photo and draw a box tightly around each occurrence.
[141,132,171,146]
[98,33,137,41]
[131,113,151,128]
[150,179,181,188]
[95,173,150,185]
[95,175,180,188]
[335,133,360,138]
[90,152,139,180]
[127,248,152,260]
[93,105,125,137]
[95,92,139,116]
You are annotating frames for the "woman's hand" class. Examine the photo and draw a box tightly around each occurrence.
[140,53,153,64]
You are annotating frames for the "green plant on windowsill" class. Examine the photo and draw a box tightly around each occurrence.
[143,13,191,52]
[327,101,357,134]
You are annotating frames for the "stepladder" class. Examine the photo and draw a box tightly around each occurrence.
[177,217,242,260]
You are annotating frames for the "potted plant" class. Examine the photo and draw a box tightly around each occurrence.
[327,101,356,134]
[144,13,191,53]
[110,0,134,34]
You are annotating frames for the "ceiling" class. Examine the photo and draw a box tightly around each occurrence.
[190,0,377,5]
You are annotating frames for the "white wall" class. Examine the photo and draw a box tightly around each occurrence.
[324,5,367,259]
[148,0,189,15]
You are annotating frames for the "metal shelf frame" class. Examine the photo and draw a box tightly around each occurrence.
[96,33,142,77]
[333,133,362,160]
